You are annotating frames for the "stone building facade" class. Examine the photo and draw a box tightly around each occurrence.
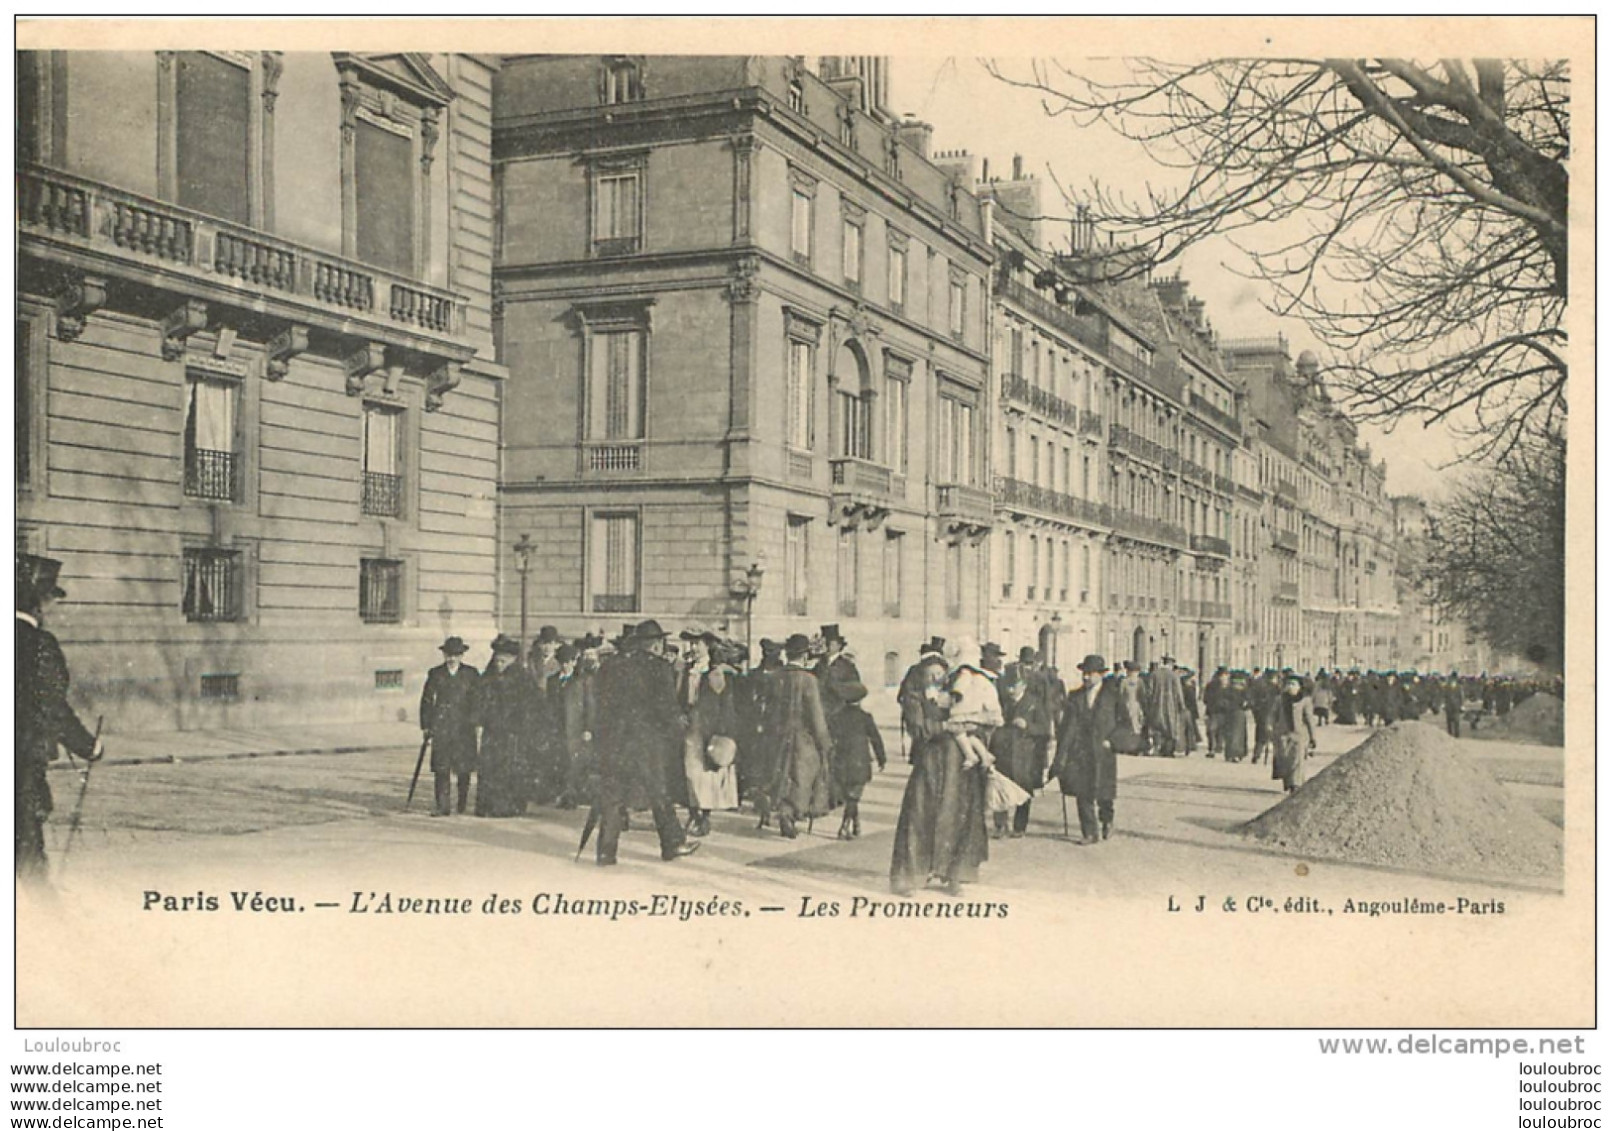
[16,51,505,731]
[492,55,995,695]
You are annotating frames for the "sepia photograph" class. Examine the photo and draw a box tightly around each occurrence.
[10,14,1592,1064]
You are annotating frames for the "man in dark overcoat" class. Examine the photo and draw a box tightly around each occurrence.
[16,555,102,880]
[766,633,835,839]
[993,645,1052,837]
[475,635,530,817]
[1050,654,1122,844]
[420,636,479,816]
[592,621,699,865]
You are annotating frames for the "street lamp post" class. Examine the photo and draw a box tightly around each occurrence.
[513,533,534,654]
[731,560,765,660]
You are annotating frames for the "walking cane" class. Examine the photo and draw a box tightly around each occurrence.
[405,734,431,810]
[60,715,103,872]
[575,804,601,861]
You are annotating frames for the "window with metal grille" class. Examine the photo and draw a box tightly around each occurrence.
[199,673,240,702]
[588,514,639,614]
[182,548,242,622]
[359,557,403,623]
[374,668,404,691]
[362,403,403,516]
[184,374,238,501]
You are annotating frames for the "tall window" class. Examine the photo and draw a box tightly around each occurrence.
[948,276,966,340]
[601,58,643,104]
[837,527,859,616]
[1082,543,1092,600]
[1029,436,1040,487]
[790,187,813,265]
[175,52,251,225]
[835,388,871,460]
[945,541,964,620]
[1010,324,1024,378]
[1046,538,1056,602]
[1002,529,1016,599]
[888,242,907,312]
[589,513,640,613]
[1063,447,1073,496]
[354,119,415,274]
[359,557,403,624]
[1028,534,1039,600]
[883,530,903,616]
[1004,426,1017,480]
[937,395,975,485]
[592,169,642,256]
[587,329,645,442]
[787,338,815,450]
[1061,538,1071,601]
[842,216,863,289]
[785,515,810,615]
[362,404,403,517]
[884,359,910,472]
[183,373,238,502]
[183,548,242,623]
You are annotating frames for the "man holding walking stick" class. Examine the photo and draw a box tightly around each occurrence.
[15,554,103,881]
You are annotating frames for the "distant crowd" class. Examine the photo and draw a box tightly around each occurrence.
[416,621,1564,895]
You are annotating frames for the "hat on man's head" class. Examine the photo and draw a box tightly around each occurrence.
[759,637,783,655]
[819,624,844,645]
[918,636,947,656]
[784,633,812,658]
[1018,646,1038,664]
[1123,660,1140,672]
[536,625,561,644]
[981,642,1005,660]
[578,634,604,651]
[632,619,669,642]
[1078,654,1108,674]
[439,636,469,656]
[17,554,66,605]
[490,633,522,656]
[1162,654,1176,665]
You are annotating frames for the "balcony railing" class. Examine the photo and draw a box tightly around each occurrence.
[1275,482,1302,506]
[362,471,403,518]
[830,456,893,497]
[1002,375,1082,428]
[1274,581,1300,603]
[1107,424,1172,468]
[1213,473,1236,496]
[184,447,238,502]
[585,443,643,473]
[1272,529,1300,553]
[1079,410,1104,439]
[1189,392,1241,436]
[1202,600,1232,620]
[994,476,1109,529]
[1110,509,1187,548]
[1190,533,1233,559]
[20,164,468,344]
[1181,459,1212,486]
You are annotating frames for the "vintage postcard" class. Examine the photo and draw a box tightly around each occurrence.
[12,16,1593,1029]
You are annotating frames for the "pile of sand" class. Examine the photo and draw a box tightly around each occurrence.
[1471,693,1565,747]
[1241,722,1562,879]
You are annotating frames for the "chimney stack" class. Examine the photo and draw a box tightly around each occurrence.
[897,114,933,161]
[1012,153,1024,180]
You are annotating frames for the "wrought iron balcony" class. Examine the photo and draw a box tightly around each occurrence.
[994,476,1109,529]
[1274,581,1300,603]
[1001,375,1082,428]
[1190,533,1233,559]
[1189,392,1241,436]
[1272,529,1300,553]
[1079,410,1105,439]
[19,163,473,369]
[184,447,238,502]
[1202,600,1233,620]
[362,471,404,518]
[1109,508,1187,548]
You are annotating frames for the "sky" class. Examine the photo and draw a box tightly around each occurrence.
[889,56,1463,499]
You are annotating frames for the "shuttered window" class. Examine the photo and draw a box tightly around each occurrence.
[589,513,639,613]
[587,330,644,440]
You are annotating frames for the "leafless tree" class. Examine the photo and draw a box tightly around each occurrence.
[1420,428,1565,671]
[984,58,1569,463]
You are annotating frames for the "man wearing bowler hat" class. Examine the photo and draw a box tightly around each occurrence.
[420,636,480,816]
[995,645,1054,837]
[1050,654,1122,844]
[16,554,102,879]
[592,620,699,865]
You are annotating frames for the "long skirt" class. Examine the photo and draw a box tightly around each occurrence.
[684,731,740,811]
[890,733,990,888]
[1273,733,1307,791]
[1219,710,1248,762]
[475,732,526,817]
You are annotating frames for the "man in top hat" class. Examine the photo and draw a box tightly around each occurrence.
[420,636,480,816]
[16,554,102,879]
[896,637,948,761]
[1050,654,1122,844]
[995,645,1055,837]
[592,620,699,865]
[764,633,835,839]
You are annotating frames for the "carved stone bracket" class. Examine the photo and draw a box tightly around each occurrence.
[425,361,460,412]
[940,519,992,546]
[265,325,309,381]
[726,256,762,305]
[344,341,387,396]
[55,274,107,342]
[420,106,441,173]
[828,500,889,531]
[261,52,285,115]
[161,299,209,361]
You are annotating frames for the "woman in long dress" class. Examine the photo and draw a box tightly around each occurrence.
[678,629,740,838]
[890,656,996,896]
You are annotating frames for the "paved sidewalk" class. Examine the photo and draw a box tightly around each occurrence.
[53,720,421,769]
